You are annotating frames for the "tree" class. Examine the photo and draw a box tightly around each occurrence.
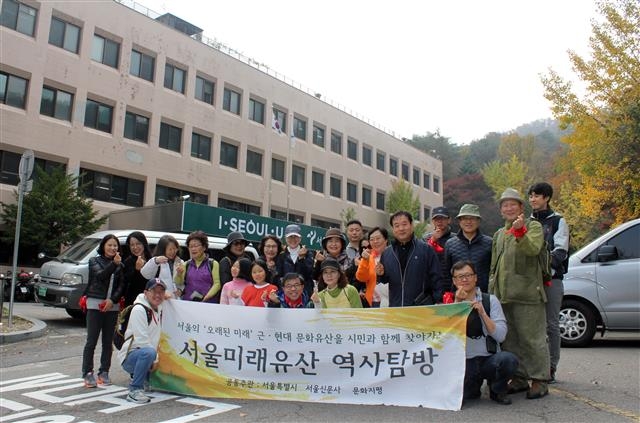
[0,166,107,255]
[385,179,428,238]
[481,155,531,200]
[339,207,356,231]
[407,131,462,181]
[541,0,640,225]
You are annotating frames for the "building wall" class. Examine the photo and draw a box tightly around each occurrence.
[0,0,442,231]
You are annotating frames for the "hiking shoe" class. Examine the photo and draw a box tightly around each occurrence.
[127,389,151,404]
[490,391,513,405]
[507,379,529,394]
[526,381,549,399]
[97,372,111,386]
[84,372,97,388]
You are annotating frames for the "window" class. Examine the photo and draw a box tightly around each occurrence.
[124,111,149,143]
[80,168,144,206]
[376,192,385,211]
[48,17,80,53]
[273,108,286,133]
[271,157,285,182]
[218,197,260,215]
[164,63,185,93]
[156,185,207,205]
[413,168,420,185]
[130,50,155,82]
[40,86,73,121]
[347,182,357,203]
[402,162,410,181]
[313,125,325,148]
[84,99,112,133]
[1,0,37,36]
[0,150,20,185]
[424,207,431,221]
[362,187,372,207]
[363,146,372,166]
[434,176,440,193]
[293,116,306,140]
[376,151,385,171]
[33,158,66,180]
[159,122,182,152]
[347,139,358,161]
[91,34,119,68]
[311,218,338,230]
[312,171,324,193]
[330,131,342,154]
[195,76,214,105]
[0,71,28,109]
[191,132,211,161]
[220,140,238,168]
[223,87,241,114]
[246,150,263,175]
[271,209,303,223]
[330,176,341,198]
[292,164,305,188]
[248,98,265,124]
[390,157,398,176]
[423,172,430,190]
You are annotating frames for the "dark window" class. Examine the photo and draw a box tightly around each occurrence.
[312,171,324,193]
[1,0,37,36]
[402,162,409,181]
[40,86,73,121]
[220,141,238,168]
[390,157,398,176]
[330,176,341,198]
[246,150,263,175]
[48,17,80,53]
[81,168,144,206]
[164,63,185,93]
[424,207,431,221]
[223,88,241,114]
[311,218,337,230]
[363,146,372,166]
[413,168,420,185]
[130,50,155,82]
[362,187,372,207]
[84,99,112,133]
[292,164,305,188]
[91,34,119,68]
[603,224,640,260]
[376,192,385,211]
[330,131,342,154]
[313,125,325,148]
[376,151,385,171]
[33,158,66,180]
[434,176,440,193]
[124,111,149,143]
[159,122,182,152]
[249,98,265,124]
[191,132,211,161]
[0,150,20,185]
[347,139,358,161]
[156,184,207,205]
[271,157,285,182]
[195,76,214,105]
[347,182,357,203]
[293,117,306,140]
[273,108,286,133]
[423,173,430,190]
[271,210,303,223]
[218,197,260,215]
[0,71,28,109]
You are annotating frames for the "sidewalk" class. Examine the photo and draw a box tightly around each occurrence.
[0,311,47,344]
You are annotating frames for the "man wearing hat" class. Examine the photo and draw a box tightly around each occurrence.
[441,204,493,296]
[276,224,314,296]
[219,231,253,290]
[489,188,550,400]
[424,206,453,284]
[118,278,166,404]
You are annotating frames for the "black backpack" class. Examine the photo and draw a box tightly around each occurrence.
[113,303,153,350]
[465,293,497,353]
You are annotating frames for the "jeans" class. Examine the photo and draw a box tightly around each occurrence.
[122,347,157,390]
[545,278,564,371]
[81,309,118,376]
[464,352,519,399]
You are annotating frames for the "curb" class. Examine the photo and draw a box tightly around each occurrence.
[0,314,47,344]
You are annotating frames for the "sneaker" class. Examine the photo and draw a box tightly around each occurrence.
[127,389,151,404]
[84,372,97,388]
[97,372,111,386]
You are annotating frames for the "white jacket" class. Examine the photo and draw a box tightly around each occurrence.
[140,257,182,294]
[117,293,162,365]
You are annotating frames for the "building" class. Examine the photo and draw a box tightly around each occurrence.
[0,0,442,233]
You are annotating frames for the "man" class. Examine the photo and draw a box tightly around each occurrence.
[489,188,550,399]
[442,204,493,295]
[451,260,518,406]
[377,210,443,306]
[528,182,570,383]
[276,224,314,297]
[268,273,314,308]
[424,206,453,283]
[345,219,364,261]
[118,278,165,404]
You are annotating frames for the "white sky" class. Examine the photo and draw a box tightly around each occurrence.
[138,0,598,144]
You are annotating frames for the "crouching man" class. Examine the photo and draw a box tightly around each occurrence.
[117,278,165,404]
[451,260,518,405]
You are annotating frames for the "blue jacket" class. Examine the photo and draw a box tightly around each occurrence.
[379,237,443,307]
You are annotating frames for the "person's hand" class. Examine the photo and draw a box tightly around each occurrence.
[361,249,371,260]
[513,213,525,230]
[155,256,169,264]
[175,262,185,275]
[231,290,241,299]
[310,291,319,303]
[135,255,145,271]
[100,298,114,312]
[431,228,444,241]
[114,252,122,266]
[268,291,279,302]
[315,251,325,262]
[375,263,384,275]
[300,245,308,257]
[471,300,487,317]
[454,287,469,303]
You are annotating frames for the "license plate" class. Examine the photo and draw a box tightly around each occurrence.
[20,287,28,293]
[38,286,47,296]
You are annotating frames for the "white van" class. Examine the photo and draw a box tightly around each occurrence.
[34,230,258,318]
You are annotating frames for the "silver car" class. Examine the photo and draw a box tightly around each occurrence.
[560,218,640,347]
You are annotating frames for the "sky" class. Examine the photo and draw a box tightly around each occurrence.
[137,0,598,144]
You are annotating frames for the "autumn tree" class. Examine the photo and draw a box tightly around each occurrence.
[385,179,428,238]
[481,155,531,201]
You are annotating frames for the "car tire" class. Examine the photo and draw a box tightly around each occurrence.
[559,299,596,347]
[66,308,86,320]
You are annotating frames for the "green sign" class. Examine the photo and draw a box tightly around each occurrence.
[182,202,327,249]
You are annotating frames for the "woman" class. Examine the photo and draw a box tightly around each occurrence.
[312,228,355,283]
[122,231,152,306]
[141,234,182,298]
[257,234,282,286]
[81,234,125,388]
[311,258,362,309]
[355,227,389,307]
[174,230,220,303]
[219,231,253,286]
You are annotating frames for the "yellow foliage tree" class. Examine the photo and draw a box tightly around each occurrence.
[481,155,531,200]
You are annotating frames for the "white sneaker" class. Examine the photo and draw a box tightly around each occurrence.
[127,389,151,404]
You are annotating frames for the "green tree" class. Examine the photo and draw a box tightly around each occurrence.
[481,155,531,200]
[407,131,461,181]
[0,166,107,255]
[339,207,356,231]
[385,179,428,238]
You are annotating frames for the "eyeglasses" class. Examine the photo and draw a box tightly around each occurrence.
[231,241,246,246]
[283,283,303,290]
[453,273,476,281]
[264,244,278,249]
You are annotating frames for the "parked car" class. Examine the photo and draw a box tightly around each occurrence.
[34,230,258,319]
[560,218,640,347]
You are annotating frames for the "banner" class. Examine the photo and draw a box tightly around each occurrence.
[152,301,471,410]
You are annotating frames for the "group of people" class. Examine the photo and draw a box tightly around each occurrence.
[79,182,569,408]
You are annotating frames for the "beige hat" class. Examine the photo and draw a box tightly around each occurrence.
[456,204,482,219]
[499,188,524,205]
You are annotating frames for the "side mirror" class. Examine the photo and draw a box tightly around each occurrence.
[597,244,618,262]
[38,252,46,259]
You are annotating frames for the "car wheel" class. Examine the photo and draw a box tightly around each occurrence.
[559,299,596,347]
[66,308,86,320]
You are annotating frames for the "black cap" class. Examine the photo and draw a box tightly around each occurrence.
[432,206,450,218]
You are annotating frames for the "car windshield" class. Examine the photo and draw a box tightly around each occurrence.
[58,238,101,263]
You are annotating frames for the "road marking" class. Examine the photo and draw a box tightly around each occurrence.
[551,387,640,421]
[158,398,241,422]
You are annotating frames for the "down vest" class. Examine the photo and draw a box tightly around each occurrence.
[443,230,492,293]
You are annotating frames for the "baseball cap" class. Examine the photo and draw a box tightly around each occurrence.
[145,278,167,291]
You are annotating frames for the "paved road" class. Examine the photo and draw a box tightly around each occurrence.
[1,303,639,422]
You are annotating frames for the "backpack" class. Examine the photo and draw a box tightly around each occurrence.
[465,293,497,353]
[113,303,153,350]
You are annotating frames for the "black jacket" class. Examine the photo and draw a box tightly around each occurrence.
[122,255,147,306]
[86,255,125,302]
[443,230,493,293]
